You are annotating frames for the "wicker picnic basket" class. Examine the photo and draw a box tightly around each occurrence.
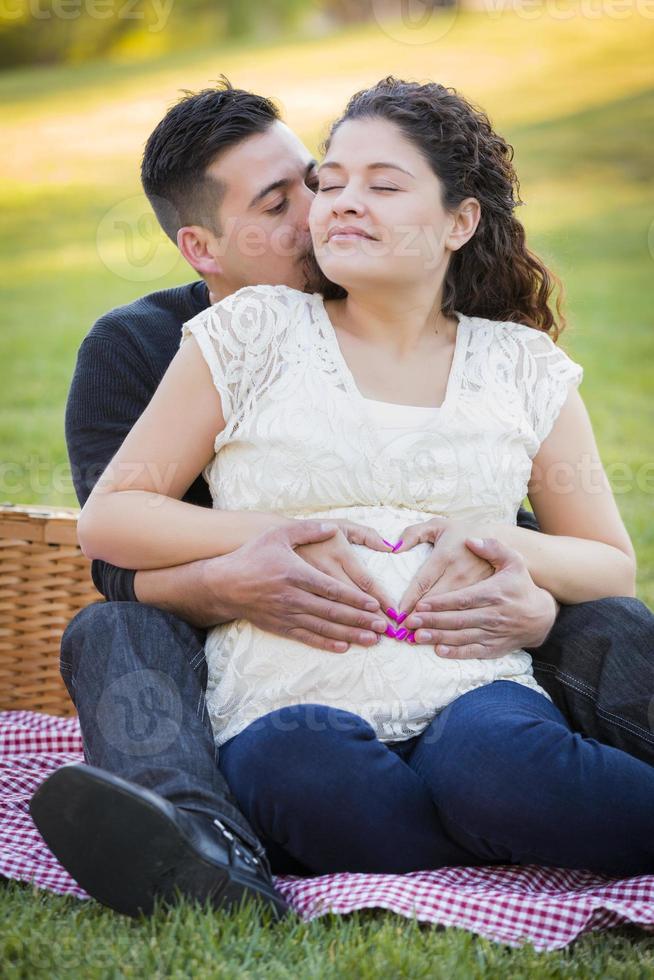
[0,503,102,717]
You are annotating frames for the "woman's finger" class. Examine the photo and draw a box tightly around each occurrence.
[340,521,394,553]
[392,517,447,554]
[398,553,447,616]
[339,551,395,616]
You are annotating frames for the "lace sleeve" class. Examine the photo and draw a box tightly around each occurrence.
[516,327,584,446]
[180,284,296,443]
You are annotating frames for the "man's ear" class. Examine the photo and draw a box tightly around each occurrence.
[177,225,223,277]
[445,198,481,252]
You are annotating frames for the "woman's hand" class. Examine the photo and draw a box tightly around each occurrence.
[296,521,395,628]
[403,537,559,659]
[394,516,494,617]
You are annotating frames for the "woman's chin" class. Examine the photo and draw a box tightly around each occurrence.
[318,264,398,294]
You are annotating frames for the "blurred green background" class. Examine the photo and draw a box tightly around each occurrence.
[0,3,652,603]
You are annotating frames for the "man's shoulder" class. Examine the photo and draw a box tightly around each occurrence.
[85,280,210,352]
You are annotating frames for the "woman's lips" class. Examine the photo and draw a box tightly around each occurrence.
[327,227,376,242]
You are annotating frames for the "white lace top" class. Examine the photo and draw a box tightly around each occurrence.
[180,284,583,746]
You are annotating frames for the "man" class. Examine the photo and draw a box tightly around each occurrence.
[30,79,654,919]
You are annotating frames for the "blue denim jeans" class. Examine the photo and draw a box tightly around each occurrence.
[59,601,262,850]
[529,597,654,760]
[218,682,654,878]
[60,596,654,864]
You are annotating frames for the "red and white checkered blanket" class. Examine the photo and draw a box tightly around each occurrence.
[2,710,654,951]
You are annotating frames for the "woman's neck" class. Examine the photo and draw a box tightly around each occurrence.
[327,284,457,356]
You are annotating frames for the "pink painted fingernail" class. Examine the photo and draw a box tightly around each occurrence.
[395,628,409,641]
[382,538,395,549]
[392,539,403,552]
[396,611,408,625]
[385,625,398,639]
[386,607,398,621]
[406,632,416,644]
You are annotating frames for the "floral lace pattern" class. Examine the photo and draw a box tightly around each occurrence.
[181,285,583,745]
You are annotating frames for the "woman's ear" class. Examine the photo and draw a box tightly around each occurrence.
[177,225,224,277]
[445,198,481,252]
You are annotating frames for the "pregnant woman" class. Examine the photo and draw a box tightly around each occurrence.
[78,78,654,878]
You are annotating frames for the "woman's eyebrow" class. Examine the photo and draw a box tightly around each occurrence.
[318,161,415,178]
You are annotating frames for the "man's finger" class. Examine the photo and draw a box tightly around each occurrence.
[405,608,498,631]
[283,520,339,549]
[285,591,388,633]
[414,628,488,647]
[288,613,381,647]
[416,584,497,613]
[291,559,382,612]
[433,642,491,660]
[285,627,349,654]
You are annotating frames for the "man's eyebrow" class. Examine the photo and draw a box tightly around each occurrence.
[248,159,318,209]
[318,161,415,178]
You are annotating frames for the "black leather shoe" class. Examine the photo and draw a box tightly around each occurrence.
[29,763,290,920]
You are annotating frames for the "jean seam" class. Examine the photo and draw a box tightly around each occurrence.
[533,660,654,746]
[532,659,596,696]
[188,648,206,672]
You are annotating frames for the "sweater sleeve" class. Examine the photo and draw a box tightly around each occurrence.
[65,332,156,602]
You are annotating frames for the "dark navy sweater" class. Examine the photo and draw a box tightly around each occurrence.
[65,279,539,602]
[65,280,211,600]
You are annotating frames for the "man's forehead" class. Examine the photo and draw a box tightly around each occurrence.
[207,123,314,202]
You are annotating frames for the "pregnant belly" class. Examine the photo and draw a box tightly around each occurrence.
[288,503,444,601]
[204,505,542,744]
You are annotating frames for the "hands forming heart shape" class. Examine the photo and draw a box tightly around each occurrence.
[297,517,494,648]
[292,515,557,660]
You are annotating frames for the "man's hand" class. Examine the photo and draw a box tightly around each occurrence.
[403,536,558,659]
[199,520,391,653]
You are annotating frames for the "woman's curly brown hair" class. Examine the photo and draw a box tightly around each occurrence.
[306,77,565,339]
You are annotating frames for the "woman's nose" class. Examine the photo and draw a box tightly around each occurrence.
[331,187,365,216]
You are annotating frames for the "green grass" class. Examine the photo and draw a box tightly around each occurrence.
[1,11,652,601]
[1,7,654,969]
[3,879,654,977]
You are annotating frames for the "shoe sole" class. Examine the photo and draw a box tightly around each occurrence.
[29,766,290,920]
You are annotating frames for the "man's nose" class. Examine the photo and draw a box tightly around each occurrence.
[298,198,312,233]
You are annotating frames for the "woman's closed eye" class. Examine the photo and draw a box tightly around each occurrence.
[318,185,400,193]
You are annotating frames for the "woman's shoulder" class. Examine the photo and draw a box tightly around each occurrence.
[463,313,584,442]
[183,284,312,349]
[465,312,555,347]
[212,283,313,316]
[465,313,581,376]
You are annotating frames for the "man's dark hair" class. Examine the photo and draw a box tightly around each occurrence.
[141,77,281,243]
